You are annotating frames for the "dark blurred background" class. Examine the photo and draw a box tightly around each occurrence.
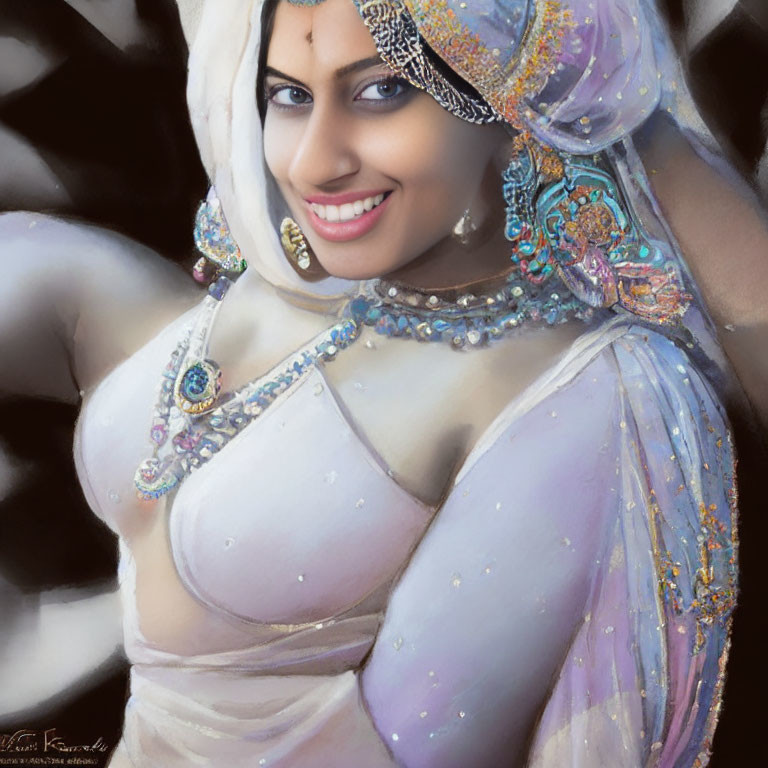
[0,1,765,766]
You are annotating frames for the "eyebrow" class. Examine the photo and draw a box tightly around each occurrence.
[264,55,387,85]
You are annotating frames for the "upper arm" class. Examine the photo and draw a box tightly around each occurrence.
[634,114,768,431]
[359,327,736,768]
[360,348,624,768]
[0,211,197,399]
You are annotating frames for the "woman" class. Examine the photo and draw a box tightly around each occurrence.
[1,0,763,765]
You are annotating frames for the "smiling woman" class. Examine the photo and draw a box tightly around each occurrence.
[2,0,766,767]
[261,0,511,284]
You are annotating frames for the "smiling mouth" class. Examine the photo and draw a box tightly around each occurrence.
[303,190,394,243]
[309,192,390,223]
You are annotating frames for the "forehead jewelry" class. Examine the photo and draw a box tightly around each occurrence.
[285,1,571,129]
[354,0,499,124]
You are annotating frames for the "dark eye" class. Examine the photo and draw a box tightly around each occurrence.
[357,78,409,102]
[270,85,312,107]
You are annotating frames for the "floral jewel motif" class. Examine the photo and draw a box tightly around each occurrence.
[502,135,691,325]
[503,142,546,280]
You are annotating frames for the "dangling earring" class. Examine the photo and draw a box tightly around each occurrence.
[280,217,327,281]
[192,189,247,283]
[452,209,477,245]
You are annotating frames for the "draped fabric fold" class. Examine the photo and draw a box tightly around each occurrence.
[529,330,736,767]
[361,323,735,768]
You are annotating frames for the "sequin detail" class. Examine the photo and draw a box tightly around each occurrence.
[194,194,247,274]
[355,0,500,124]
[354,0,572,127]
[407,0,572,126]
[502,135,691,324]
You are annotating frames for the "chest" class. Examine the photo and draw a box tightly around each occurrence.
[75,299,584,634]
[76,318,435,629]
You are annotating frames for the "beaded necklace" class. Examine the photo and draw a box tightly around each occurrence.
[134,272,593,500]
[351,274,592,348]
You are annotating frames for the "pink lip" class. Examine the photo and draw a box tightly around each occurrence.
[305,192,392,243]
[305,189,391,205]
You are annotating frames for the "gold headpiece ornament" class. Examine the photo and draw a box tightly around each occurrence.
[354,0,573,127]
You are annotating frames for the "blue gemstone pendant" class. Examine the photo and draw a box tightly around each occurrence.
[174,359,222,415]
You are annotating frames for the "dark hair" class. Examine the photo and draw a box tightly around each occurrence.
[256,0,279,123]
[256,0,488,122]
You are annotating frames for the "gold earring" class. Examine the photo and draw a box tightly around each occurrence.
[280,218,327,281]
[452,209,478,245]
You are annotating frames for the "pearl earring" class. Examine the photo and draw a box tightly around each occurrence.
[452,209,478,245]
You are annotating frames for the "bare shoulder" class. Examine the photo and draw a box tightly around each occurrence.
[634,112,768,327]
[634,114,768,432]
[0,212,199,397]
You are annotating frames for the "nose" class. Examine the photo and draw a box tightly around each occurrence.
[288,100,360,192]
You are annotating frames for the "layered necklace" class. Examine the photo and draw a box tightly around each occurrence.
[135,135,692,500]
[134,270,593,501]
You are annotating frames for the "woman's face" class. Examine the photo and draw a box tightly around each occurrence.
[263,0,507,281]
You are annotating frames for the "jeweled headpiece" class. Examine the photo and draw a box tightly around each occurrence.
[354,0,570,127]
[278,0,689,325]
[283,0,661,150]
[285,0,564,126]
[176,0,700,330]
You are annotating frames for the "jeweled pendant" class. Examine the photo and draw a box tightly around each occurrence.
[174,359,222,414]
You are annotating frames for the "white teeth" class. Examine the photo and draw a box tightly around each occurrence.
[310,194,388,221]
